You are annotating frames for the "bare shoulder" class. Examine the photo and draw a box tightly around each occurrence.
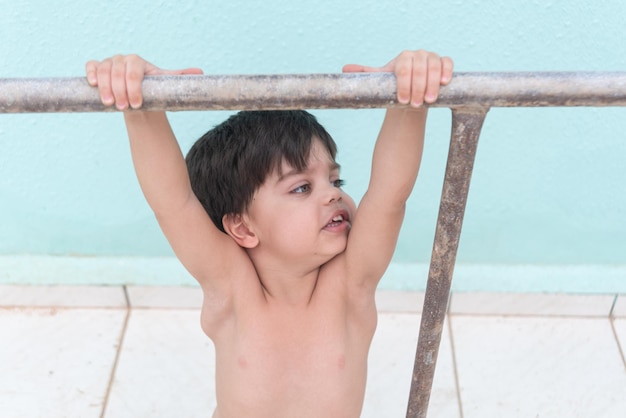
[317,255,378,319]
[157,196,259,301]
[197,236,265,337]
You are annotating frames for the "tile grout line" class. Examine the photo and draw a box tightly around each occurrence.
[446,312,615,320]
[447,314,465,418]
[608,294,618,317]
[608,295,626,370]
[609,318,626,370]
[99,285,132,418]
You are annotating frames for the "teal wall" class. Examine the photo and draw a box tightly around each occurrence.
[1,0,625,291]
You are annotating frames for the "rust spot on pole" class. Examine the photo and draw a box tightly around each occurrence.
[406,107,489,418]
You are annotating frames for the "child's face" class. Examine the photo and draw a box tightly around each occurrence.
[244,138,356,265]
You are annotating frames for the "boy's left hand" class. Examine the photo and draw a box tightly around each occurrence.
[343,50,453,108]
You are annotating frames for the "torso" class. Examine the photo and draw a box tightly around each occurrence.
[201,264,378,418]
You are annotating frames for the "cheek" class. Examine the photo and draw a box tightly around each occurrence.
[259,202,310,234]
[343,194,357,217]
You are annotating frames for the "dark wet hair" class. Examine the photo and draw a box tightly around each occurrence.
[185,110,337,232]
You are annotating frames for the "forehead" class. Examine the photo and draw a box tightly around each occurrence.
[276,138,338,175]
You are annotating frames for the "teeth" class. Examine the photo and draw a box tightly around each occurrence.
[332,215,344,222]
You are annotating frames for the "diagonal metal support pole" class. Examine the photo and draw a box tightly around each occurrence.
[406,107,489,418]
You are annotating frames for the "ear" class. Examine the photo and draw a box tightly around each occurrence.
[222,213,259,249]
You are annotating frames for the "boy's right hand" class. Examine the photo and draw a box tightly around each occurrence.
[343,50,453,108]
[85,55,203,111]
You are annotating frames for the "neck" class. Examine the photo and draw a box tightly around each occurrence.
[251,256,322,307]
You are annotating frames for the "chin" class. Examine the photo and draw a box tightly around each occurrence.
[330,242,348,259]
[317,234,348,260]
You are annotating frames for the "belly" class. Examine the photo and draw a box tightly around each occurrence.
[213,344,368,418]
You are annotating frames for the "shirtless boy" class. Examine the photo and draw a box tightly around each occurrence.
[86,50,453,418]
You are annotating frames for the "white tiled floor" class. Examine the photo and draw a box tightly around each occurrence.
[0,286,625,418]
[451,316,626,417]
[0,307,126,417]
[104,309,216,417]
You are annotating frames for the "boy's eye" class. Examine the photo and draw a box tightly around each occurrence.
[332,179,345,188]
[291,184,311,194]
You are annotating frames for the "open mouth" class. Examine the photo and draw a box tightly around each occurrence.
[327,214,345,227]
[325,212,350,229]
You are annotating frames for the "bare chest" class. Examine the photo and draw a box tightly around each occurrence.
[237,310,353,373]
[208,303,376,417]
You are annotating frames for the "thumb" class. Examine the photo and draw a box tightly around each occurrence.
[342,64,383,73]
[168,67,204,76]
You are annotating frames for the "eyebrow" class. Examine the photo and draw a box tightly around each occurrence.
[276,161,341,183]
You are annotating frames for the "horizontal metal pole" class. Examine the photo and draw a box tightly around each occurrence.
[1,72,626,113]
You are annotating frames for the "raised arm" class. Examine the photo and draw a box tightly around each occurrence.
[342,50,453,290]
[85,55,246,289]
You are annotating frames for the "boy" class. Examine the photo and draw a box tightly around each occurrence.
[86,50,453,418]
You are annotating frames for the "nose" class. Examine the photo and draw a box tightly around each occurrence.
[326,184,342,204]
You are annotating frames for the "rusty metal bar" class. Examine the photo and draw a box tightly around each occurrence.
[2,72,626,113]
[406,107,489,418]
